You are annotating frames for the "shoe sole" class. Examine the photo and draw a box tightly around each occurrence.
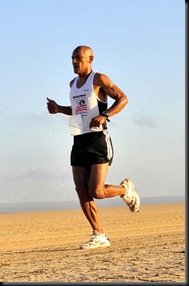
[80,241,111,249]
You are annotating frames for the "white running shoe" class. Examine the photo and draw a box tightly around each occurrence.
[80,230,111,249]
[120,178,140,213]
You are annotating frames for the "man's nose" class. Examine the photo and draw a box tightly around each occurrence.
[72,57,77,64]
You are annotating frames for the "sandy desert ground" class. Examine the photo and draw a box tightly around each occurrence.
[0,202,186,283]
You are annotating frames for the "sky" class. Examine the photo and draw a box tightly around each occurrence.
[0,0,185,203]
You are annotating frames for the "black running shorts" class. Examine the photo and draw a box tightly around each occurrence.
[71,130,114,166]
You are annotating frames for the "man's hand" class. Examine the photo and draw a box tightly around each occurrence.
[47,97,59,114]
[89,115,107,129]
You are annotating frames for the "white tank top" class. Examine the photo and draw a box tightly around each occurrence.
[69,71,107,135]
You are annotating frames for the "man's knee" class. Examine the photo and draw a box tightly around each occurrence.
[75,185,91,201]
[89,186,105,199]
[75,185,87,195]
[75,184,106,200]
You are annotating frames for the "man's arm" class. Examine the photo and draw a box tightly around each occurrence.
[89,73,128,128]
[47,97,72,115]
[95,73,128,117]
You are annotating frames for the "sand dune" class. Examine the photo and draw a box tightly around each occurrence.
[0,202,185,282]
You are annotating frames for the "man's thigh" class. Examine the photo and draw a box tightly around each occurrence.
[89,163,109,193]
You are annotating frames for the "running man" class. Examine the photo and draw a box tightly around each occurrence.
[47,45,140,249]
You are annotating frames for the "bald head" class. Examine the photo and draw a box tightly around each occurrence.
[73,45,94,57]
[71,45,94,75]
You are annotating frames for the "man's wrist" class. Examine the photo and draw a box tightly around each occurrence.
[57,105,64,113]
[101,111,110,122]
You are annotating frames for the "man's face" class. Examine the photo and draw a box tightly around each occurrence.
[71,48,92,74]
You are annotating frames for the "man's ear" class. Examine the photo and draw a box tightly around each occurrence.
[89,55,94,63]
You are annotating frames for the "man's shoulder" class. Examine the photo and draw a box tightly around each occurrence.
[70,77,77,88]
[94,72,110,86]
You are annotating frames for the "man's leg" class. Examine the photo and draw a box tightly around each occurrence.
[88,163,140,213]
[72,166,104,233]
[88,163,125,199]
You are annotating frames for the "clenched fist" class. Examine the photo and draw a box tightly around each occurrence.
[47,97,59,114]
